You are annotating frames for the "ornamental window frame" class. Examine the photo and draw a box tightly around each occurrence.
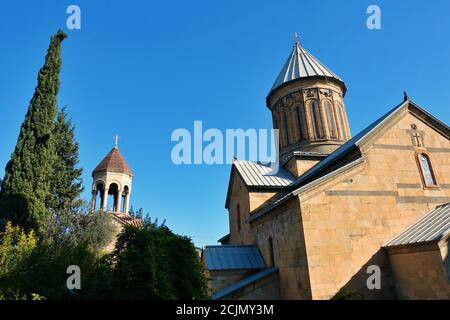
[416,152,439,189]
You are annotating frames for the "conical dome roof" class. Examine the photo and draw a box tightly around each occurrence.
[270,42,345,94]
[92,146,134,177]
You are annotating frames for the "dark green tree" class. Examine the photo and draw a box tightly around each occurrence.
[0,30,67,231]
[104,221,207,300]
[50,107,83,211]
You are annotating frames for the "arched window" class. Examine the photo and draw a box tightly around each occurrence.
[310,100,322,138]
[336,103,347,139]
[283,111,290,145]
[237,204,241,233]
[418,153,437,187]
[295,105,303,141]
[325,101,337,138]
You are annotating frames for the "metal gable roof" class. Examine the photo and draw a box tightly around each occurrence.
[203,245,266,271]
[384,203,450,248]
[233,159,295,188]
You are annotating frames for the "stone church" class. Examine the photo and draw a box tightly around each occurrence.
[202,39,450,300]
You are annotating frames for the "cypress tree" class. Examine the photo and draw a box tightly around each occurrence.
[0,31,67,231]
[50,108,83,211]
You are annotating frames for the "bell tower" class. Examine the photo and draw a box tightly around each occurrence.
[91,136,134,214]
[267,36,351,157]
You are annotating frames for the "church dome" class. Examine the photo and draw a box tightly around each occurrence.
[266,38,351,156]
[269,41,346,97]
[92,146,134,177]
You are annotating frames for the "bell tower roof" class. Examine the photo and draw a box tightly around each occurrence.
[92,146,134,177]
[269,40,346,96]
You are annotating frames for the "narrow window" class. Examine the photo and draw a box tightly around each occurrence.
[295,106,303,141]
[337,104,347,139]
[325,101,337,138]
[310,101,322,138]
[273,113,278,129]
[283,111,290,144]
[268,237,275,267]
[237,204,241,232]
[419,154,437,186]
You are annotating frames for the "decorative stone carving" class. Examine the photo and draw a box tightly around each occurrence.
[320,89,333,98]
[305,88,316,98]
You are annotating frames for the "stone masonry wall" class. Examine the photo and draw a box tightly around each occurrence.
[387,240,450,299]
[298,111,450,299]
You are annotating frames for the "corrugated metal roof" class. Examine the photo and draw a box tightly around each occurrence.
[211,267,278,300]
[203,245,266,271]
[271,42,343,92]
[234,159,295,188]
[384,203,450,247]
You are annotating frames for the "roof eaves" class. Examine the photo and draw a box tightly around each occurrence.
[408,100,450,138]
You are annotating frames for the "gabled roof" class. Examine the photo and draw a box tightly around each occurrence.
[269,42,345,96]
[384,203,450,248]
[225,158,295,209]
[247,98,450,222]
[203,245,266,271]
[234,159,295,188]
[92,146,134,177]
[291,98,449,189]
[211,267,278,300]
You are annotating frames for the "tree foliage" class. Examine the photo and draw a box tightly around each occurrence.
[0,30,67,232]
[0,204,115,300]
[50,107,83,212]
[103,221,207,300]
[0,30,207,301]
[0,222,37,299]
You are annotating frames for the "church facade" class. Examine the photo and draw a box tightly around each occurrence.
[202,40,450,300]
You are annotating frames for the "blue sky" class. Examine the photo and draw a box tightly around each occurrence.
[0,0,449,247]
